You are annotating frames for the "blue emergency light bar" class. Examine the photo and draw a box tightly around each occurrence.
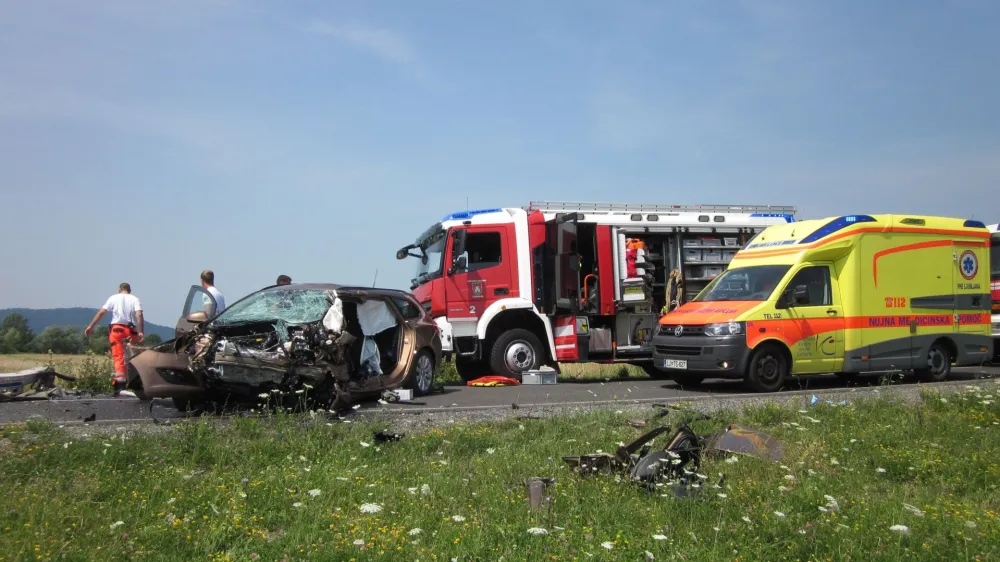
[441,208,503,222]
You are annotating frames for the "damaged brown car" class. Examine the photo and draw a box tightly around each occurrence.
[125,283,442,412]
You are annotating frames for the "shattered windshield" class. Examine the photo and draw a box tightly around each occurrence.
[211,288,333,326]
[692,265,791,302]
[412,228,446,287]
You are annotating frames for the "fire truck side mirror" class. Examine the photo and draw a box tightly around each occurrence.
[452,229,467,260]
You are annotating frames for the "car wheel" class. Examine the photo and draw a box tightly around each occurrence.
[407,349,436,396]
[745,344,788,393]
[489,329,543,379]
[915,341,952,382]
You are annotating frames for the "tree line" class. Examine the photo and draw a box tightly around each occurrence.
[0,313,163,355]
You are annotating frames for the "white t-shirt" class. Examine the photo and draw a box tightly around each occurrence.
[102,293,142,326]
[202,285,226,315]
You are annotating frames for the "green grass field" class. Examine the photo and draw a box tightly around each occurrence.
[2,385,998,561]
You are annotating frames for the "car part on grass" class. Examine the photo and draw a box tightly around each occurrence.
[705,423,784,462]
[0,367,80,401]
[525,477,556,509]
[373,430,404,444]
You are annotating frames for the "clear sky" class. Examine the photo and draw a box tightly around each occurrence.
[2,0,998,327]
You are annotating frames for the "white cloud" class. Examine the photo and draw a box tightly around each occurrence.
[300,19,420,70]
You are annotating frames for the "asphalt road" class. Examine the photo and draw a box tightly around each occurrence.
[2,366,998,426]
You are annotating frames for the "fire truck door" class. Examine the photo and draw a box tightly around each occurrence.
[444,225,515,336]
[548,213,581,313]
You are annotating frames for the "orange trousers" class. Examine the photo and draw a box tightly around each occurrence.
[109,324,135,383]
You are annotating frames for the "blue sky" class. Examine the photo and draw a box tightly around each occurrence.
[2,0,999,327]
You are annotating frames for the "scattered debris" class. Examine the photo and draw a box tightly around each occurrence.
[0,367,81,401]
[372,430,404,444]
[706,424,783,461]
[525,477,556,509]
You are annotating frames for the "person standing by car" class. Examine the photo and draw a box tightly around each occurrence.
[84,282,144,395]
[200,269,226,316]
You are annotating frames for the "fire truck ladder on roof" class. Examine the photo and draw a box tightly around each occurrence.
[525,200,797,216]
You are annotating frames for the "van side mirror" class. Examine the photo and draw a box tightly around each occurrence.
[793,284,810,305]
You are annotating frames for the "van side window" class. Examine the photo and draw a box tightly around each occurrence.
[786,266,832,306]
[460,232,503,272]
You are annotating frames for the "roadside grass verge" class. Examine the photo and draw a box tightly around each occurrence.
[2,384,999,561]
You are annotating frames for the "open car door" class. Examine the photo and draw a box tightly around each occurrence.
[176,285,218,339]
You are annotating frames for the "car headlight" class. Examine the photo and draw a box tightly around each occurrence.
[704,321,743,337]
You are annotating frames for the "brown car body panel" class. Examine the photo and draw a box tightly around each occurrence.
[126,283,442,406]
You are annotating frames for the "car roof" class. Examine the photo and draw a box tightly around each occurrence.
[259,282,414,298]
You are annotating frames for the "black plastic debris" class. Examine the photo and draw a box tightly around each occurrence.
[373,430,404,444]
[706,423,783,461]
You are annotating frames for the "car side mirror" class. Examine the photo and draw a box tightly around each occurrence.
[793,284,810,305]
[187,311,208,323]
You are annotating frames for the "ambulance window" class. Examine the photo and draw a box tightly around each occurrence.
[786,266,832,306]
[464,232,503,272]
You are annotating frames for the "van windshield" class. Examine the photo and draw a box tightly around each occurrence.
[692,265,791,302]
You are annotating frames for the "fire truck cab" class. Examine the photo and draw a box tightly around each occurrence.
[396,201,796,381]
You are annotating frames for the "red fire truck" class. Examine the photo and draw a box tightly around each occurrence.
[989,223,1000,360]
[396,201,797,381]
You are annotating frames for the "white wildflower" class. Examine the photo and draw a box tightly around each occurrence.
[421,484,431,495]
[409,528,423,535]
[784,474,796,481]
[725,456,739,464]
[876,467,887,473]
[824,495,840,512]
[527,527,548,535]
[645,551,655,561]
[292,502,303,508]
[486,448,496,455]
[966,521,978,529]
[360,503,382,514]
[601,541,614,550]
[742,516,752,524]
[360,442,371,448]
[110,521,124,530]
[258,393,269,399]
[408,487,417,495]
[452,515,465,522]
[652,534,668,540]
[308,489,321,497]
[717,493,728,498]
[774,511,786,518]
[353,539,365,546]
[889,524,909,534]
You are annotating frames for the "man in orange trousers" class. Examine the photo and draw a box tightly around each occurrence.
[84,283,145,396]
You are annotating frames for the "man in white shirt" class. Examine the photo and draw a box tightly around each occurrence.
[84,282,144,395]
[200,269,226,316]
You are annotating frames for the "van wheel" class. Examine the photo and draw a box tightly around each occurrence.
[489,329,543,379]
[915,341,952,382]
[745,344,788,393]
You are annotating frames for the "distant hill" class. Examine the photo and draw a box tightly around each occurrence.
[0,308,176,341]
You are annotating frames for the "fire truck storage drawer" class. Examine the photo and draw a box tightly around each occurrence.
[723,237,739,247]
[703,248,722,262]
[589,327,612,352]
[683,248,703,262]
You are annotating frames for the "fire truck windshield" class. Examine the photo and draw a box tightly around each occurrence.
[411,228,447,287]
[691,265,792,302]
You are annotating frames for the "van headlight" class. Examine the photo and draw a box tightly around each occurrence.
[704,321,743,337]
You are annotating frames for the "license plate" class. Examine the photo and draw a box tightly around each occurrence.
[663,359,688,369]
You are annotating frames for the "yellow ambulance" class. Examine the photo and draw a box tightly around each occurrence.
[651,214,993,392]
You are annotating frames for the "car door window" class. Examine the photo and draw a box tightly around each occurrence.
[392,296,423,319]
[785,266,832,307]
[183,286,216,318]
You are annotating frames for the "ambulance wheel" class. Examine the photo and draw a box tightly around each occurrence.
[746,344,788,393]
[915,341,952,382]
[489,329,543,379]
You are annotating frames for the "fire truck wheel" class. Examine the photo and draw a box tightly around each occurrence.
[489,329,543,379]
[745,343,788,393]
